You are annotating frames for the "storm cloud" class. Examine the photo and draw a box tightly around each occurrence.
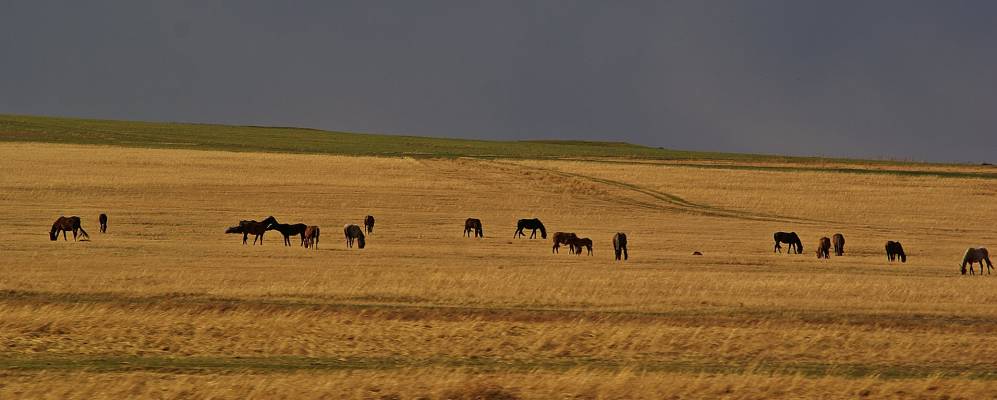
[2,1,996,162]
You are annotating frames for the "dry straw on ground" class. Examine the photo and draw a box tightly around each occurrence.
[1,143,995,399]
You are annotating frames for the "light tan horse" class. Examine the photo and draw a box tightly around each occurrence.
[832,233,845,256]
[816,237,831,259]
[303,226,320,249]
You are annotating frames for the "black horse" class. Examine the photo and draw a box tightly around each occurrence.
[364,215,375,235]
[886,241,907,263]
[773,232,803,254]
[98,213,108,233]
[961,247,993,275]
[268,223,309,246]
[514,218,547,239]
[344,224,366,249]
[50,216,90,241]
[571,237,593,256]
[464,218,484,238]
[613,232,628,261]
[226,216,278,245]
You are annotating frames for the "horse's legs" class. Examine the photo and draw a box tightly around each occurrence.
[529,229,536,239]
[242,232,248,245]
[774,242,781,253]
[623,246,628,260]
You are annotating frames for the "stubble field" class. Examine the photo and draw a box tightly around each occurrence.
[1,142,996,399]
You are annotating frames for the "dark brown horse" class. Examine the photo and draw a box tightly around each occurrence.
[464,218,483,238]
[613,232,628,261]
[303,226,320,249]
[514,218,547,239]
[364,215,375,235]
[50,216,89,241]
[226,216,277,245]
[552,232,578,253]
[886,241,906,263]
[268,223,308,246]
[816,237,831,259]
[774,232,803,254]
[344,224,366,249]
[98,213,108,233]
[832,233,844,256]
[961,247,993,275]
[570,237,593,256]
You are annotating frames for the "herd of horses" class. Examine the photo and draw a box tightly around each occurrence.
[772,230,993,275]
[222,215,365,249]
[47,214,992,275]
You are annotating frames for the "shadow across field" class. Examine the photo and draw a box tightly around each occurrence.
[2,354,995,380]
[3,289,996,332]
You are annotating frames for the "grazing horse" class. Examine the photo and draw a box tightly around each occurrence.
[816,237,831,259]
[464,218,484,238]
[961,247,993,275]
[98,213,108,233]
[570,237,593,256]
[364,215,375,235]
[551,232,578,254]
[268,223,308,246]
[226,216,277,245]
[303,226,320,249]
[514,218,547,239]
[773,232,803,254]
[832,233,845,256]
[885,241,907,263]
[344,224,366,249]
[50,216,90,241]
[613,232,628,261]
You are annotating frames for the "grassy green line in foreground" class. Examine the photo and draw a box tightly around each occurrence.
[1,355,995,380]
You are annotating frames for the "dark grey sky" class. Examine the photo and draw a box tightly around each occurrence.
[2,1,996,162]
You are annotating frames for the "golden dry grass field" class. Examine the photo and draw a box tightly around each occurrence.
[1,142,997,399]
